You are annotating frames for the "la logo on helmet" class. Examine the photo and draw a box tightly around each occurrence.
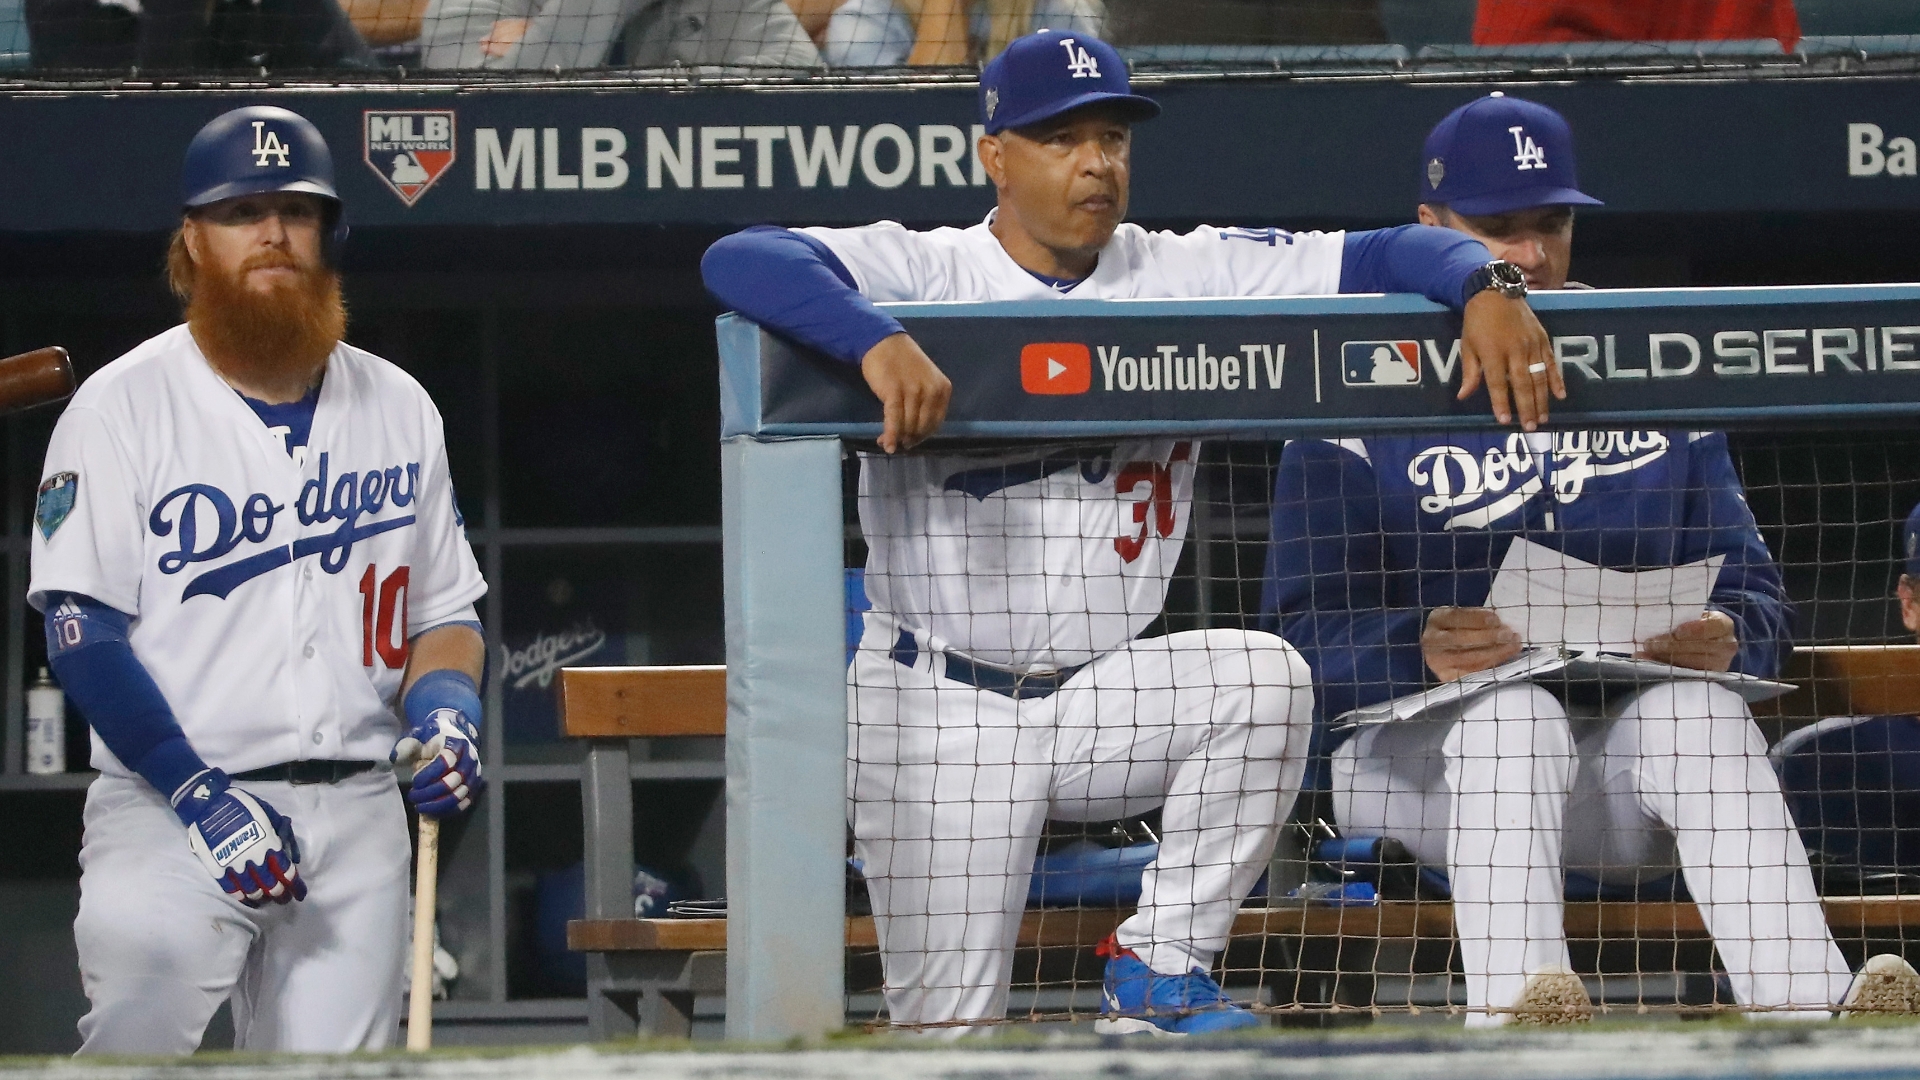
[251,121,292,168]
[1060,37,1100,78]
[1509,125,1546,171]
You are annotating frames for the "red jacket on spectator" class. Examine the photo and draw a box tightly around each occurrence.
[1474,0,1800,48]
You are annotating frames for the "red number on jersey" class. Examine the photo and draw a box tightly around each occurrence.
[359,564,412,669]
[1113,442,1192,563]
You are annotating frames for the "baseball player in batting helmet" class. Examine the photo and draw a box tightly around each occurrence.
[36,104,489,1054]
[704,31,1560,1035]
[1263,94,1920,1025]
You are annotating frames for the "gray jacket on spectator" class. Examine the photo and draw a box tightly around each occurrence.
[419,0,818,69]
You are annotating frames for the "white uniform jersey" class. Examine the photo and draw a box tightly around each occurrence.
[30,325,486,777]
[808,214,1344,671]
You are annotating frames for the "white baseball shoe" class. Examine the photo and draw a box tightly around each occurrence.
[1508,965,1593,1026]
[1840,954,1920,1018]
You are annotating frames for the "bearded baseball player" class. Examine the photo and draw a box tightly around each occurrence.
[704,32,1557,1034]
[1262,94,1920,1025]
[32,106,488,1054]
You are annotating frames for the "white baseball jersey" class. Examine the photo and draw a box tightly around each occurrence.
[807,214,1345,671]
[30,324,486,778]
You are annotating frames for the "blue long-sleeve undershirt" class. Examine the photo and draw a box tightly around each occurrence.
[1339,224,1494,308]
[701,226,904,366]
[44,592,207,802]
[702,223,1494,367]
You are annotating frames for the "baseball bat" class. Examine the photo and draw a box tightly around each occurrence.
[407,814,439,1051]
[0,347,75,414]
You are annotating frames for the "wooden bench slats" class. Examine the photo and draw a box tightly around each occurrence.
[553,645,1920,742]
[1756,644,1920,726]
[567,897,1920,954]
[558,665,727,739]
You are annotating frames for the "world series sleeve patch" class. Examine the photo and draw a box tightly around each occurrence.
[36,471,78,540]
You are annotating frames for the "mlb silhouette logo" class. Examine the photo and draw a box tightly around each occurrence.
[1342,341,1422,387]
[1021,343,1091,395]
[364,110,457,206]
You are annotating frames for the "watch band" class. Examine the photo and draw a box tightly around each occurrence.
[1465,260,1528,301]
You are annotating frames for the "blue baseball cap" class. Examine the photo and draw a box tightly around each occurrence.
[1420,93,1602,216]
[979,31,1159,136]
[1903,501,1920,579]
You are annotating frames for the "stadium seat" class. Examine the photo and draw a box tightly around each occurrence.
[1118,44,1410,68]
[1416,39,1788,63]
[1796,0,1920,38]
[0,0,30,69]
[1377,0,1476,48]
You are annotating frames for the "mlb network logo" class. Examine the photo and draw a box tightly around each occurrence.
[1342,340,1422,387]
[364,110,457,207]
[1021,343,1091,394]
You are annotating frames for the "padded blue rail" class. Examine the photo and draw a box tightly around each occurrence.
[718,284,1920,442]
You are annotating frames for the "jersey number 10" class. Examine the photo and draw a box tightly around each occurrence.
[359,564,411,669]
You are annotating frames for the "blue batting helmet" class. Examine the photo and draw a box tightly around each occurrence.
[182,106,340,210]
[181,105,347,258]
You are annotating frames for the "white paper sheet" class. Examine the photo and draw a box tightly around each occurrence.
[1332,646,1794,728]
[1483,538,1724,655]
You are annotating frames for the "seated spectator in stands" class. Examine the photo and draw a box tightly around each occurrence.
[1262,93,1920,1025]
[787,0,1100,67]
[418,0,818,70]
[339,0,427,48]
[1474,0,1798,47]
[29,0,372,68]
[1773,501,1920,895]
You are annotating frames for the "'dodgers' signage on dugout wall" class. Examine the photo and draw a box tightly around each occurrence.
[11,77,1920,230]
[721,286,1920,440]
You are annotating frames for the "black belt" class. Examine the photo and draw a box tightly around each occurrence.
[231,760,380,785]
[893,629,1087,701]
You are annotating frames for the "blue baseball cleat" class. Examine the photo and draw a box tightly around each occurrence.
[1094,934,1263,1036]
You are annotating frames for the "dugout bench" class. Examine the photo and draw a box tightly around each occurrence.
[561,647,1920,1039]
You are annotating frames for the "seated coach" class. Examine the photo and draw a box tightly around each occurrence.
[1261,93,1920,1026]
[1773,501,1920,894]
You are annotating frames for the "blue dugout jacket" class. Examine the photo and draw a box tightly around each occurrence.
[1259,429,1793,757]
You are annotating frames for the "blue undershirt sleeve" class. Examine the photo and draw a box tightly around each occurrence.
[44,592,207,802]
[701,225,906,366]
[1339,224,1494,310]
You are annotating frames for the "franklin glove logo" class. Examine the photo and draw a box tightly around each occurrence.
[213,820,265,866]
[1021,343,1092,395]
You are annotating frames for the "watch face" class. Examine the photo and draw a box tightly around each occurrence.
[1491,261,1526,288]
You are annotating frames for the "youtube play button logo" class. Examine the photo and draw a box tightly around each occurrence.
[1020,343,1092,395]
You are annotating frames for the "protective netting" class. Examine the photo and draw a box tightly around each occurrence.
[839,427,1920,1030]
[9,0,1920,81]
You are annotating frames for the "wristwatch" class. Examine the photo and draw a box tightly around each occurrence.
[1464,259,1528,301]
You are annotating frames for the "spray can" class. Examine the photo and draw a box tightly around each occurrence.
[26,667,65,775]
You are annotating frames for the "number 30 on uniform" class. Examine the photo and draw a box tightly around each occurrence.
[360,564,410,669]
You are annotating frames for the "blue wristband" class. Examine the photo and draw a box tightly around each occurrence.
[403,668,481,730]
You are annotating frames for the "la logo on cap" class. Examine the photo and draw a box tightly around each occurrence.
[1021,343,1091,394]
[1510,125,1547,171]
[1060,37,1100,78]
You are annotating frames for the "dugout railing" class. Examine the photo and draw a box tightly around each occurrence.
[716,284,1920,1040]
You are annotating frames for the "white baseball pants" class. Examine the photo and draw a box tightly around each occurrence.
[1331,679,1850,1026]
[73,769,410,1054]
[849,616,1314,1029]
